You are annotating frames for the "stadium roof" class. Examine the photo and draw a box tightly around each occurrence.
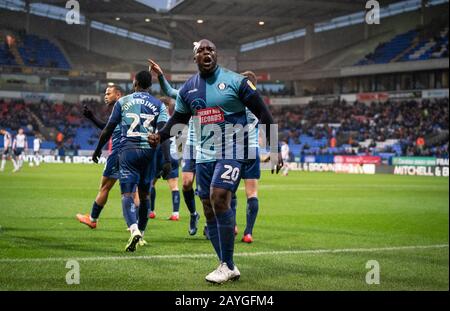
[3,0,432,49]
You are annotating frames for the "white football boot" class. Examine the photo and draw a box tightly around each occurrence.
[205,262,240,284]
[125,229,142,252]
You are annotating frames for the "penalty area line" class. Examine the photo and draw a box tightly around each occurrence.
[0,244,447,264]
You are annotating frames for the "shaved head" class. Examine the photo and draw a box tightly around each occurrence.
[194,39,218,75]
[194,39,216,54]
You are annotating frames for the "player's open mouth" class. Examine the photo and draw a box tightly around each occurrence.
[203,56,212,66]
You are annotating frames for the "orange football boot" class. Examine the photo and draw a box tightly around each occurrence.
[76,214,97,229]
[242,234,253,243]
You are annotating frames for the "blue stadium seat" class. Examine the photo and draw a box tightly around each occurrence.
[17,34,70,69]
[74,127,98,150]
[356,30,418,65]
[356,27,448,65]
[0,43,17,66]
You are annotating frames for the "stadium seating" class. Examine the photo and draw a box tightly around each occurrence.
[402,27,449,61]
[1,98,448,159]
[18,34,70,69]
[272,98,449,159]
[0,43,17,66]
[355,26,449,65]
[1,31,70,69]
[355,30,418,65]
[74,127,99,150]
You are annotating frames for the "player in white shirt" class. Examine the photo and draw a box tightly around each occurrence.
[12,128,28,172]
[281,140,290,176]
[30,132,42,167]
[1,128,18,172]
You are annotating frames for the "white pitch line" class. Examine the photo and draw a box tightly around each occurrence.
[0,244,447,264]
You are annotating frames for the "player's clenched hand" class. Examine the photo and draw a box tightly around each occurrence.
[161,162,172,180]
[82,105,93,119]
[148,59,163,76]
[92,149,101,164]
[148,133,161,148]
[271,152,284,174]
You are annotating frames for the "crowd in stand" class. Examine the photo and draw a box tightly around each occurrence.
[271,98,449,157]
[1,97,448,158]
[0,98,107,153]
[0,99,38,133]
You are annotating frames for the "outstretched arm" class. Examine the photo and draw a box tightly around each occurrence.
[158,75,179,99]
[149,89,192,148]
[148,59,179,99]
[148,111,191,148]
[92,123,115,163]
[83,105,107,130]
[155,121,173,179]
[156,121,171,162]
[92,102,121,163]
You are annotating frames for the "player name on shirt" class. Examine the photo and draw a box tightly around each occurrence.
[122,99,159,114]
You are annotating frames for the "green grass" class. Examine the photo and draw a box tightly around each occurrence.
[0,162,448,290]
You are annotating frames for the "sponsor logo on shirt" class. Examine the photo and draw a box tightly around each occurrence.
[197,107,225,125]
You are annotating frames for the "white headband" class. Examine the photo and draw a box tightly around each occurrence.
[193,41,200,54]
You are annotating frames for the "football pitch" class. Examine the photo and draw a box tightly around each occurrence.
[0,163,448,291]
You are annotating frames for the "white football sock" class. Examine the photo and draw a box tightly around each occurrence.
[129,223,139,234]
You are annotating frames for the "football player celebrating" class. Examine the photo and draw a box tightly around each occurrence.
[148,40,282,283]
[76,85,124,229]
[92,71,171,252]
[149,59,200,235]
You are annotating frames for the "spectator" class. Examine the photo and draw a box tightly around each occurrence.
[56,131,64,148]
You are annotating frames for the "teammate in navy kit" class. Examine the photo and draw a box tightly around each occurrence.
[92,71,171,252]
[150,97,183,222]
[234,71,262,244]
[149,40,283,283]
[76,85,124,229]
[149,59,200,235]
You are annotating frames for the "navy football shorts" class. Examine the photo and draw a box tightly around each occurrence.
[2,147,11,156]
[154,148,179,180]
[103,150,120,180]
[195,159,243,200]
[181,159,196,173]
[241,156,261,180]
[119,148,155,193]
[14,147,24,156]
[182,144,196,174]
